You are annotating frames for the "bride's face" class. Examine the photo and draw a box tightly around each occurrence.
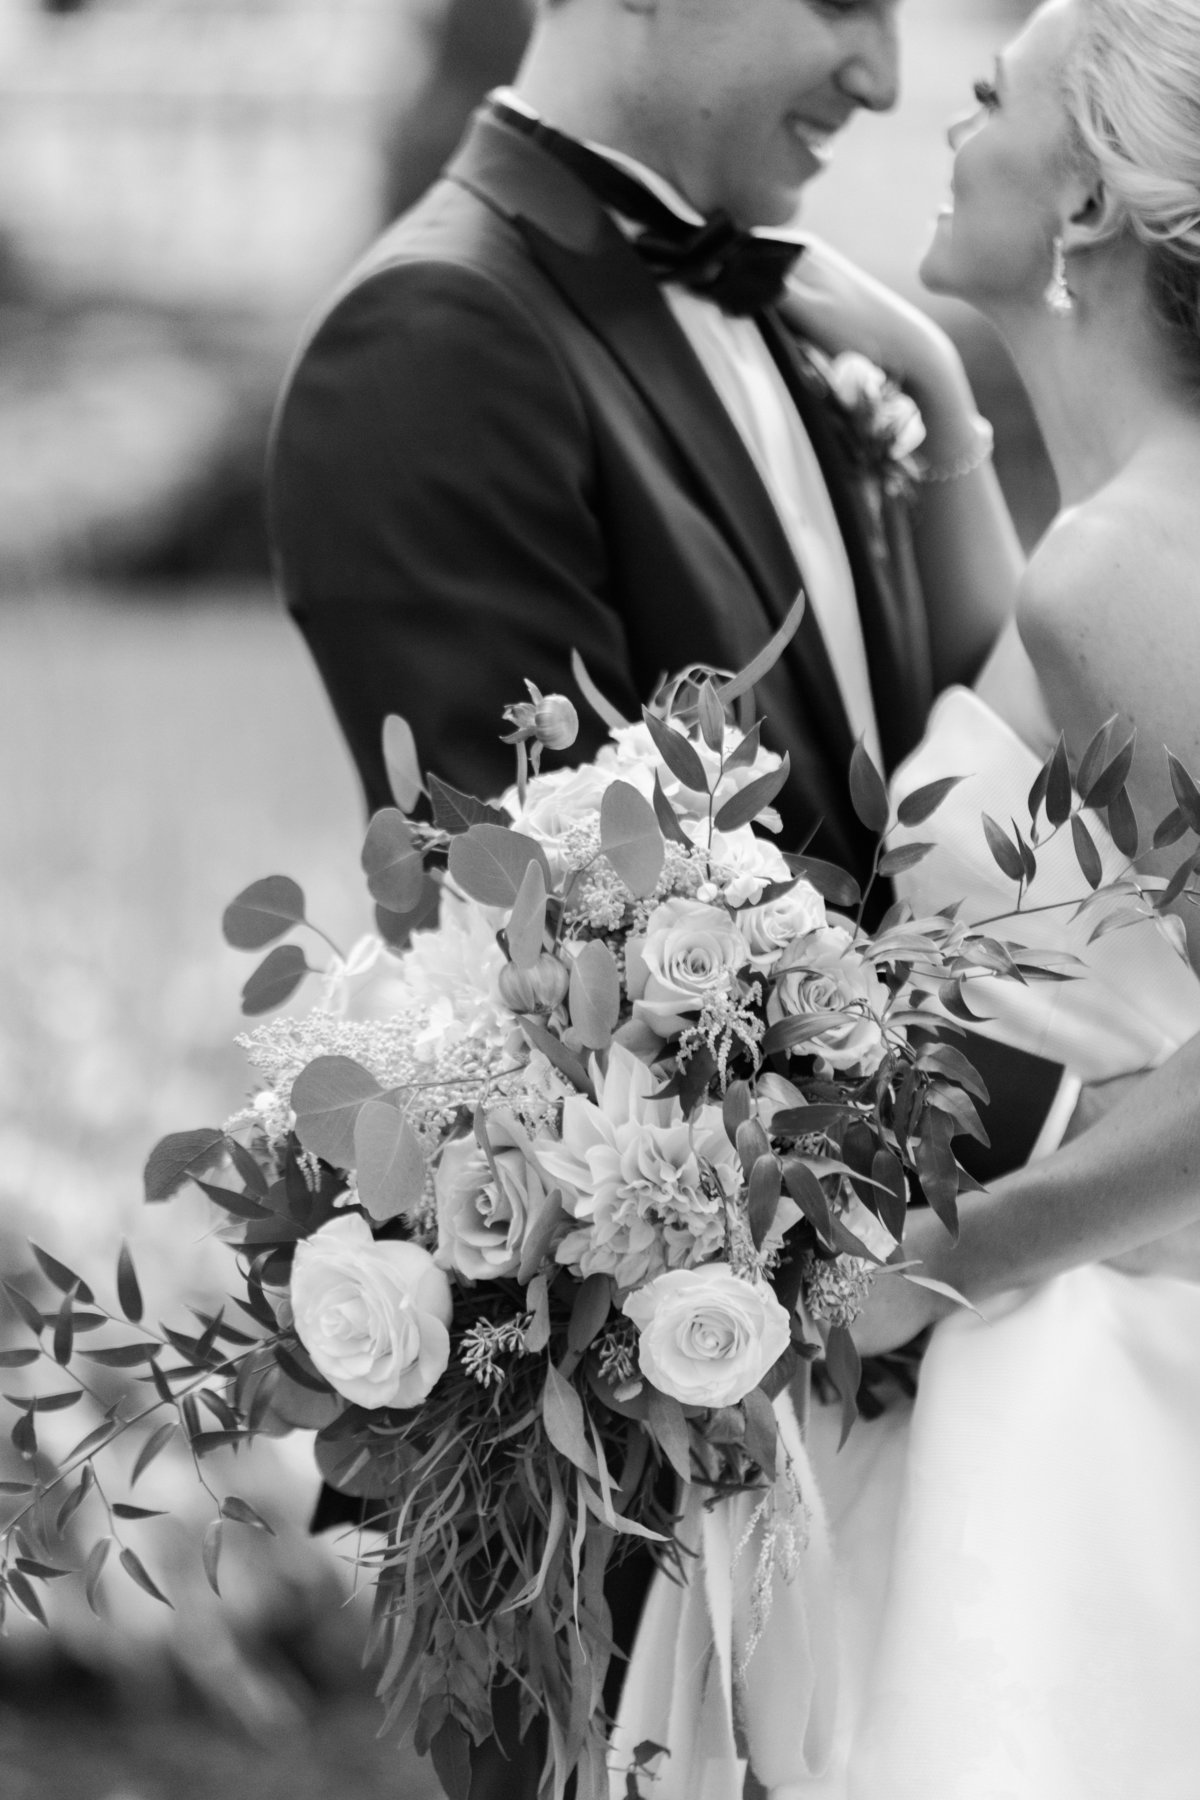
[919,0,1079,310]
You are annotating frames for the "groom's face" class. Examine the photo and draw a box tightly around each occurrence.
[624,0,903,227]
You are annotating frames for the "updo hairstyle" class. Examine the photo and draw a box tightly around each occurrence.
[1064,0,1200,358]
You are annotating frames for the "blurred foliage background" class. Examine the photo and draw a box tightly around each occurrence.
[0,1,1046,1795]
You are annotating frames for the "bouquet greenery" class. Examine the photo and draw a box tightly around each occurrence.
[4,614,1199,1800]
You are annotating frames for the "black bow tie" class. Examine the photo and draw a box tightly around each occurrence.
[490,99,804,316]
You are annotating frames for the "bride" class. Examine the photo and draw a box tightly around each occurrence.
[615,0,1200,1794]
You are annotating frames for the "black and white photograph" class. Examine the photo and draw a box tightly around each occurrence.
[4,1,1200,1796]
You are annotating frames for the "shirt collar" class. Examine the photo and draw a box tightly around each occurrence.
[490,88,806,246]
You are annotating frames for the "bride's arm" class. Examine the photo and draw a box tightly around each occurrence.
[782,238,1024,689]
[854,1028,1200,1356]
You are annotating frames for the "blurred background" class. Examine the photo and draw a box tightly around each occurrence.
[0,1,1046,1794]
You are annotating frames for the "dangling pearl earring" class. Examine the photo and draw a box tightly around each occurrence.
[1044,236,1074,316]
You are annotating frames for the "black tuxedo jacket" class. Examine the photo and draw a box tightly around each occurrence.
[269,107,935,886]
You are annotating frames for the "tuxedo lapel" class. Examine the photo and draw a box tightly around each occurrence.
[446,112,857,784]
[757,312,934,773]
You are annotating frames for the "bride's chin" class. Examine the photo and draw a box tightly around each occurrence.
[917,215,960,298]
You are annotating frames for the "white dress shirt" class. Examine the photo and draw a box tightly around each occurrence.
[493,91,884,768]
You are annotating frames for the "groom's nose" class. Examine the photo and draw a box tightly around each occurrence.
[836,8,901,115]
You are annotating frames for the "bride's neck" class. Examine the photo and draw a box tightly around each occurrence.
[995,295,1195,509]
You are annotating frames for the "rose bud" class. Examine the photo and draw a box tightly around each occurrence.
[497,952,571,1014]
[532,694,578,752]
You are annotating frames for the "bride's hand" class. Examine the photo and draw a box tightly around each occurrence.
[851,1212,959,1359]
[781,237,963,398]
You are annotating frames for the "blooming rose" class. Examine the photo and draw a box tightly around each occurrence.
[291,1214,452,1409]
[695,827,792,909]
[740,879,827,964]
[434,1112,554,1281]
[629,897,750,1037]
[538,1044,741,1289]
[503,760,612,845]
[768,925,889,1074]
[622,1264,791,1408]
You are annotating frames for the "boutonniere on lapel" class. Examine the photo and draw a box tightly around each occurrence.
[821,351,927,501]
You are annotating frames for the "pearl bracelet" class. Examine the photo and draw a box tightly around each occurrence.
[919,414,995,484]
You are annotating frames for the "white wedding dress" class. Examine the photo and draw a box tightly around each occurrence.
[612,689,1200,1800]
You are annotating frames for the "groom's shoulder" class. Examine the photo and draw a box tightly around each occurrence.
[283,172,572,393]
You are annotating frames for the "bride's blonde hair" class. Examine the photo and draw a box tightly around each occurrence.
[1066,0,1200,354]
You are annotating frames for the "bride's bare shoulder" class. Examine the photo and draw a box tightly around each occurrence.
[1014,455,1200,773]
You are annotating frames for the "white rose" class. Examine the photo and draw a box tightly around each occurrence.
[768,925,888,1074]
[740,879,827,963]
[434,1114,550,1282]
[622,1264,791,1408]
[630,896,749,1037]
[291,1214,452,1410]
[695,827,792,909]
[504,760,612,843]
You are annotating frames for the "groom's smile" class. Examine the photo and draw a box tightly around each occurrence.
[619,0,905,227]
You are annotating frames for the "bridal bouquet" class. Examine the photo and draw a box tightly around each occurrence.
[5,617,1195,1799]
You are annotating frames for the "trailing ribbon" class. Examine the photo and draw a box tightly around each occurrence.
[609,1389,837,1799]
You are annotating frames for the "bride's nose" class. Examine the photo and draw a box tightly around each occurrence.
[947,111,976,154]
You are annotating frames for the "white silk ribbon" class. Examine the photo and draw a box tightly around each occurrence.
[609,1389,838,1799]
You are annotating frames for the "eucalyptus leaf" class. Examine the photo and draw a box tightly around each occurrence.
[354,1100,426,1223]
[241,944,310,1017]
[222,876,306,951]
[448,825,551,908]
[600,781,665,898]
[381,714,424,813]
[427,774,509,834]
[291,1055,385,1168]
[361,809,426,913]
[742,1386,779,1479]
[506,859,548,971]
[568,941,622,1051]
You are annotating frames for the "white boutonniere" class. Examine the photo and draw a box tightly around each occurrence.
[825,350,927,494]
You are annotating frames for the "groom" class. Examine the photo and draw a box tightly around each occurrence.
[269,0,935,884]
[268,0,1062,1789]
